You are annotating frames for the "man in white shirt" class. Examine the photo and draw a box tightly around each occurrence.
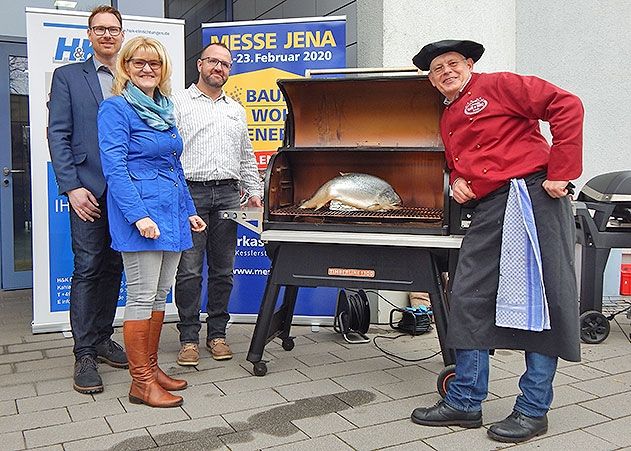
[172,42,262,366]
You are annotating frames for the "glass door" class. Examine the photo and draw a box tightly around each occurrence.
[0,41,32,289]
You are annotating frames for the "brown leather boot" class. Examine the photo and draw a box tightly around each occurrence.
[123,319,183,408]
[149,311,187,391]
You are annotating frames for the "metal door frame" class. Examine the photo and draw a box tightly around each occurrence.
[0,36,31,289]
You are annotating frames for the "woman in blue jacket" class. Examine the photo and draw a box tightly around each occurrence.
[98,36,206,408]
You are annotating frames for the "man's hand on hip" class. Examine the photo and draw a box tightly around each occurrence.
[542,180,571,198]
[67,187,101,222]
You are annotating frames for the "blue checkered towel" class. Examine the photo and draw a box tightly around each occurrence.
[496,179,550,332]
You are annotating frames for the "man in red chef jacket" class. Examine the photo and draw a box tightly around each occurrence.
[409,40,584,443]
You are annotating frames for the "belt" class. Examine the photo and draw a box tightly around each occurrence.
[187,179,237,186]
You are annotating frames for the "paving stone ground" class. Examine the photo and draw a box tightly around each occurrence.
[0,289,630,450]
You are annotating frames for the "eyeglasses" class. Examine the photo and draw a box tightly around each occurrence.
[429,58,467,76]
[90,26,122,37]
[127,58,162,71]
[199,57,232,70]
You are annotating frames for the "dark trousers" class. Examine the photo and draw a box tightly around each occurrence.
[175,182,240,344]
[68,195,123,359]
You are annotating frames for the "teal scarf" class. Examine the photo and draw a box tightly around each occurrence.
[121,83,175,131]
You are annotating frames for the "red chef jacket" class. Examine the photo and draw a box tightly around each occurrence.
[441,72,584,199]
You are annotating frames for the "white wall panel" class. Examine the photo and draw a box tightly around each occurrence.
[358,0,516,71]
[516,0,631,189]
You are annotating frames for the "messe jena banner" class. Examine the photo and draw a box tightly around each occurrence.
[26,8,185,332]
[201,17,346,321]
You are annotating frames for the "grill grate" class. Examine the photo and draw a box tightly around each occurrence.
[270,206,443,222]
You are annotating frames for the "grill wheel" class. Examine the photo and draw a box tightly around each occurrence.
[579,310,610,344]
[437,364,456,398]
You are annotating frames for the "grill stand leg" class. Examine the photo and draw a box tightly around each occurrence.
[579,246,611,314]
[278,286,299,351]
[246,270,281,366]
[427,253,455,367]
[246,261,300,373]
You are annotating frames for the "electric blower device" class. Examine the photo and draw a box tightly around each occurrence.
[334,289,371,343]
[389,305,432,335]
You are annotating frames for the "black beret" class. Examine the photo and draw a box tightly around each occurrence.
[412,40,485,71]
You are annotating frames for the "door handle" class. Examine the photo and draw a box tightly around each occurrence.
[2,167,25,176]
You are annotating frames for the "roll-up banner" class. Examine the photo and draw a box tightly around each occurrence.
[201,17,346,322]
[27,8,185,333]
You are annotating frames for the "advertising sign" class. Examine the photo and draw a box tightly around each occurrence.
[27,8,185,332]
[202,17,345,168]
[201,17,346,320]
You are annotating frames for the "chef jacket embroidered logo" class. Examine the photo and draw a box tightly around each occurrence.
[464,97,488,115]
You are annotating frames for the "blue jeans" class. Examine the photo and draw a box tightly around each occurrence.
[68,195,123,359]
[174,182,240,343]
[445,349,558,417]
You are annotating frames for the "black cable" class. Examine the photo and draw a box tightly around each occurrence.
[347,292,362,330]
[341,289,436,359]
[608,301,631,343]
[350,291,369,333]
[347,288,419,327]
[606,301,631,321]
[373,334,442,362]
[363,289,404,310]
[335,290,370,335]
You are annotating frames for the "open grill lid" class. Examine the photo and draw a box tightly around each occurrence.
[277,75,443,149]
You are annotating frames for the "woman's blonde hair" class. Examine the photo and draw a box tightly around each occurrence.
[112,36,172,96]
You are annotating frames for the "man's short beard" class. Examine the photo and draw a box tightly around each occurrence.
[204,73,226,88]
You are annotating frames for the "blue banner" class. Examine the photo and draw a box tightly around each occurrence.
[204,19,346,76]
[47,163,75,311]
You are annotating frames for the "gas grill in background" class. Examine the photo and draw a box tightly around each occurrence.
[575,170,631,343]
[245,69,465,395]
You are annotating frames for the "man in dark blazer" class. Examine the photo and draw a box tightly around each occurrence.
[47,5,127,394]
